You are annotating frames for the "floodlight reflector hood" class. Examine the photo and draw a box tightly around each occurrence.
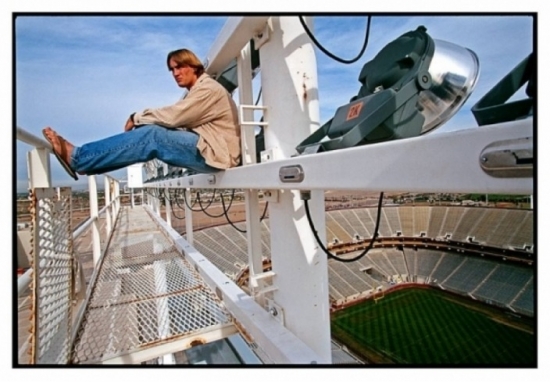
[419,39,480,133]
[296,26,480,155]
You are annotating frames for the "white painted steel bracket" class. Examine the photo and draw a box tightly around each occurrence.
[205,16,270,77]
[252,21,270,49]
[263,190,279,203]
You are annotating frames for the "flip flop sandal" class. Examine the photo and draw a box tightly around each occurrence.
[42,130,78,181]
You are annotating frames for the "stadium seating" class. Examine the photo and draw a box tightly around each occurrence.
[442,257,497,294]
[397,207,413,236]
[189,205,533,316]
[341,210,370,238]
[427,207,446,237]
[473,263,532,306]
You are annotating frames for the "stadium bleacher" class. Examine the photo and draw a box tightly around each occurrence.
[452,208,486,242]
[442,257,498,294]
[190,205,533,316]
[397,206,413,236]
[341,210,370,239]
[439,207,467,238]
[427,207,446,238]
[473,263,532,305]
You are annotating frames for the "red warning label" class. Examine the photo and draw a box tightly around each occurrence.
[346,102,363,121]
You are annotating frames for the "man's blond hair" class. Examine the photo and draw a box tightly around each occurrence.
[166,48,205,76]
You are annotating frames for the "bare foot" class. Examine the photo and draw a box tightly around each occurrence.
[42,127,86,176]
[43,127,75,164]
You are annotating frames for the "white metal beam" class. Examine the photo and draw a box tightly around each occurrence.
[144,119,533,195]
[237,41,264,289]
[204,16,269,77]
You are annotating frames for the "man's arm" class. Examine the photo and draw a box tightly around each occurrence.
[124,113,136,132]
[132,85,223,129]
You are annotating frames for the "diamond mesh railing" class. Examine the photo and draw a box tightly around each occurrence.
[29,187,74,364]
[70,206,237,364]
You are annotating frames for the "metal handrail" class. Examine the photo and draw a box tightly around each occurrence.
[73,204,110,239]
[17,199,120,296]
[16,126,52,150]
[16,126,123,297]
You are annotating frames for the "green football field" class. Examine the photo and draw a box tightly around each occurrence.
[331,288,535,365]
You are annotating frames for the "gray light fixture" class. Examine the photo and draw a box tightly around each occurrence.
[296,26,480,154]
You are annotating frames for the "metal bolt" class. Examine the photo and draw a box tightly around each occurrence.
[481,157,488,162]
[269,307,278,317]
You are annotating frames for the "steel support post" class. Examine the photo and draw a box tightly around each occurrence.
[153,261,176,364]
[237,42,264,289]
[104,176,112,235]
[258,16,331,363]
[163,164,172,227]
[185,188,194,245]
[88,175,101,266]
[27,148,51,189]
[165,188,172,227]
[114,181,121,217]
[110,180,117,227]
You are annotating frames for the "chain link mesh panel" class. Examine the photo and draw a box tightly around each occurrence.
[30,187,74,364]
[71,207,234,364]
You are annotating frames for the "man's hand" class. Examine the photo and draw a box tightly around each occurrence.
[124,113,136,132]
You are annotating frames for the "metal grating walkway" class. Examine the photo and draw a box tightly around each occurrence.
[71,206,237,364]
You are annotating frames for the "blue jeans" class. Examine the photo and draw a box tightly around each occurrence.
[70,125,220,175]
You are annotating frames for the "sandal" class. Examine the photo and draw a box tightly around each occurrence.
[42,130,78,181]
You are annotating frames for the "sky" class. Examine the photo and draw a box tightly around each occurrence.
[13,13,535,193]
[5,2,550,380]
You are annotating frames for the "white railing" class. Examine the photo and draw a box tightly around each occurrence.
[16,126,123,364]
[17,127,123,295]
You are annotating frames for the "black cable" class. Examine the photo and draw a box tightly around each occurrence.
[197,189,232,218]
[172,189,188,211]
[304,192,384,262]
[171,207,185,219]
[260,201,269,221]
[255,87,262,105]
[158,188,166,201]
[197,189,216,211]
[221,192,247,233]
[168,190,186,220]
[181,188,204,212]
[298,16,372,64]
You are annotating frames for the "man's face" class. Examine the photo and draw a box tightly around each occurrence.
[169,58,197,89]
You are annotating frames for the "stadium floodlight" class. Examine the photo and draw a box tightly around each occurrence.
[295,25,480,154]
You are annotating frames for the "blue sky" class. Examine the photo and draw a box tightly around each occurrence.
[14,14,534,192]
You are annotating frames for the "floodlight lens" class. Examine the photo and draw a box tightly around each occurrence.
[419,39,480,133]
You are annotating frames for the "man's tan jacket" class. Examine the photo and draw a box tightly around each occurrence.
[133,73,241,169]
